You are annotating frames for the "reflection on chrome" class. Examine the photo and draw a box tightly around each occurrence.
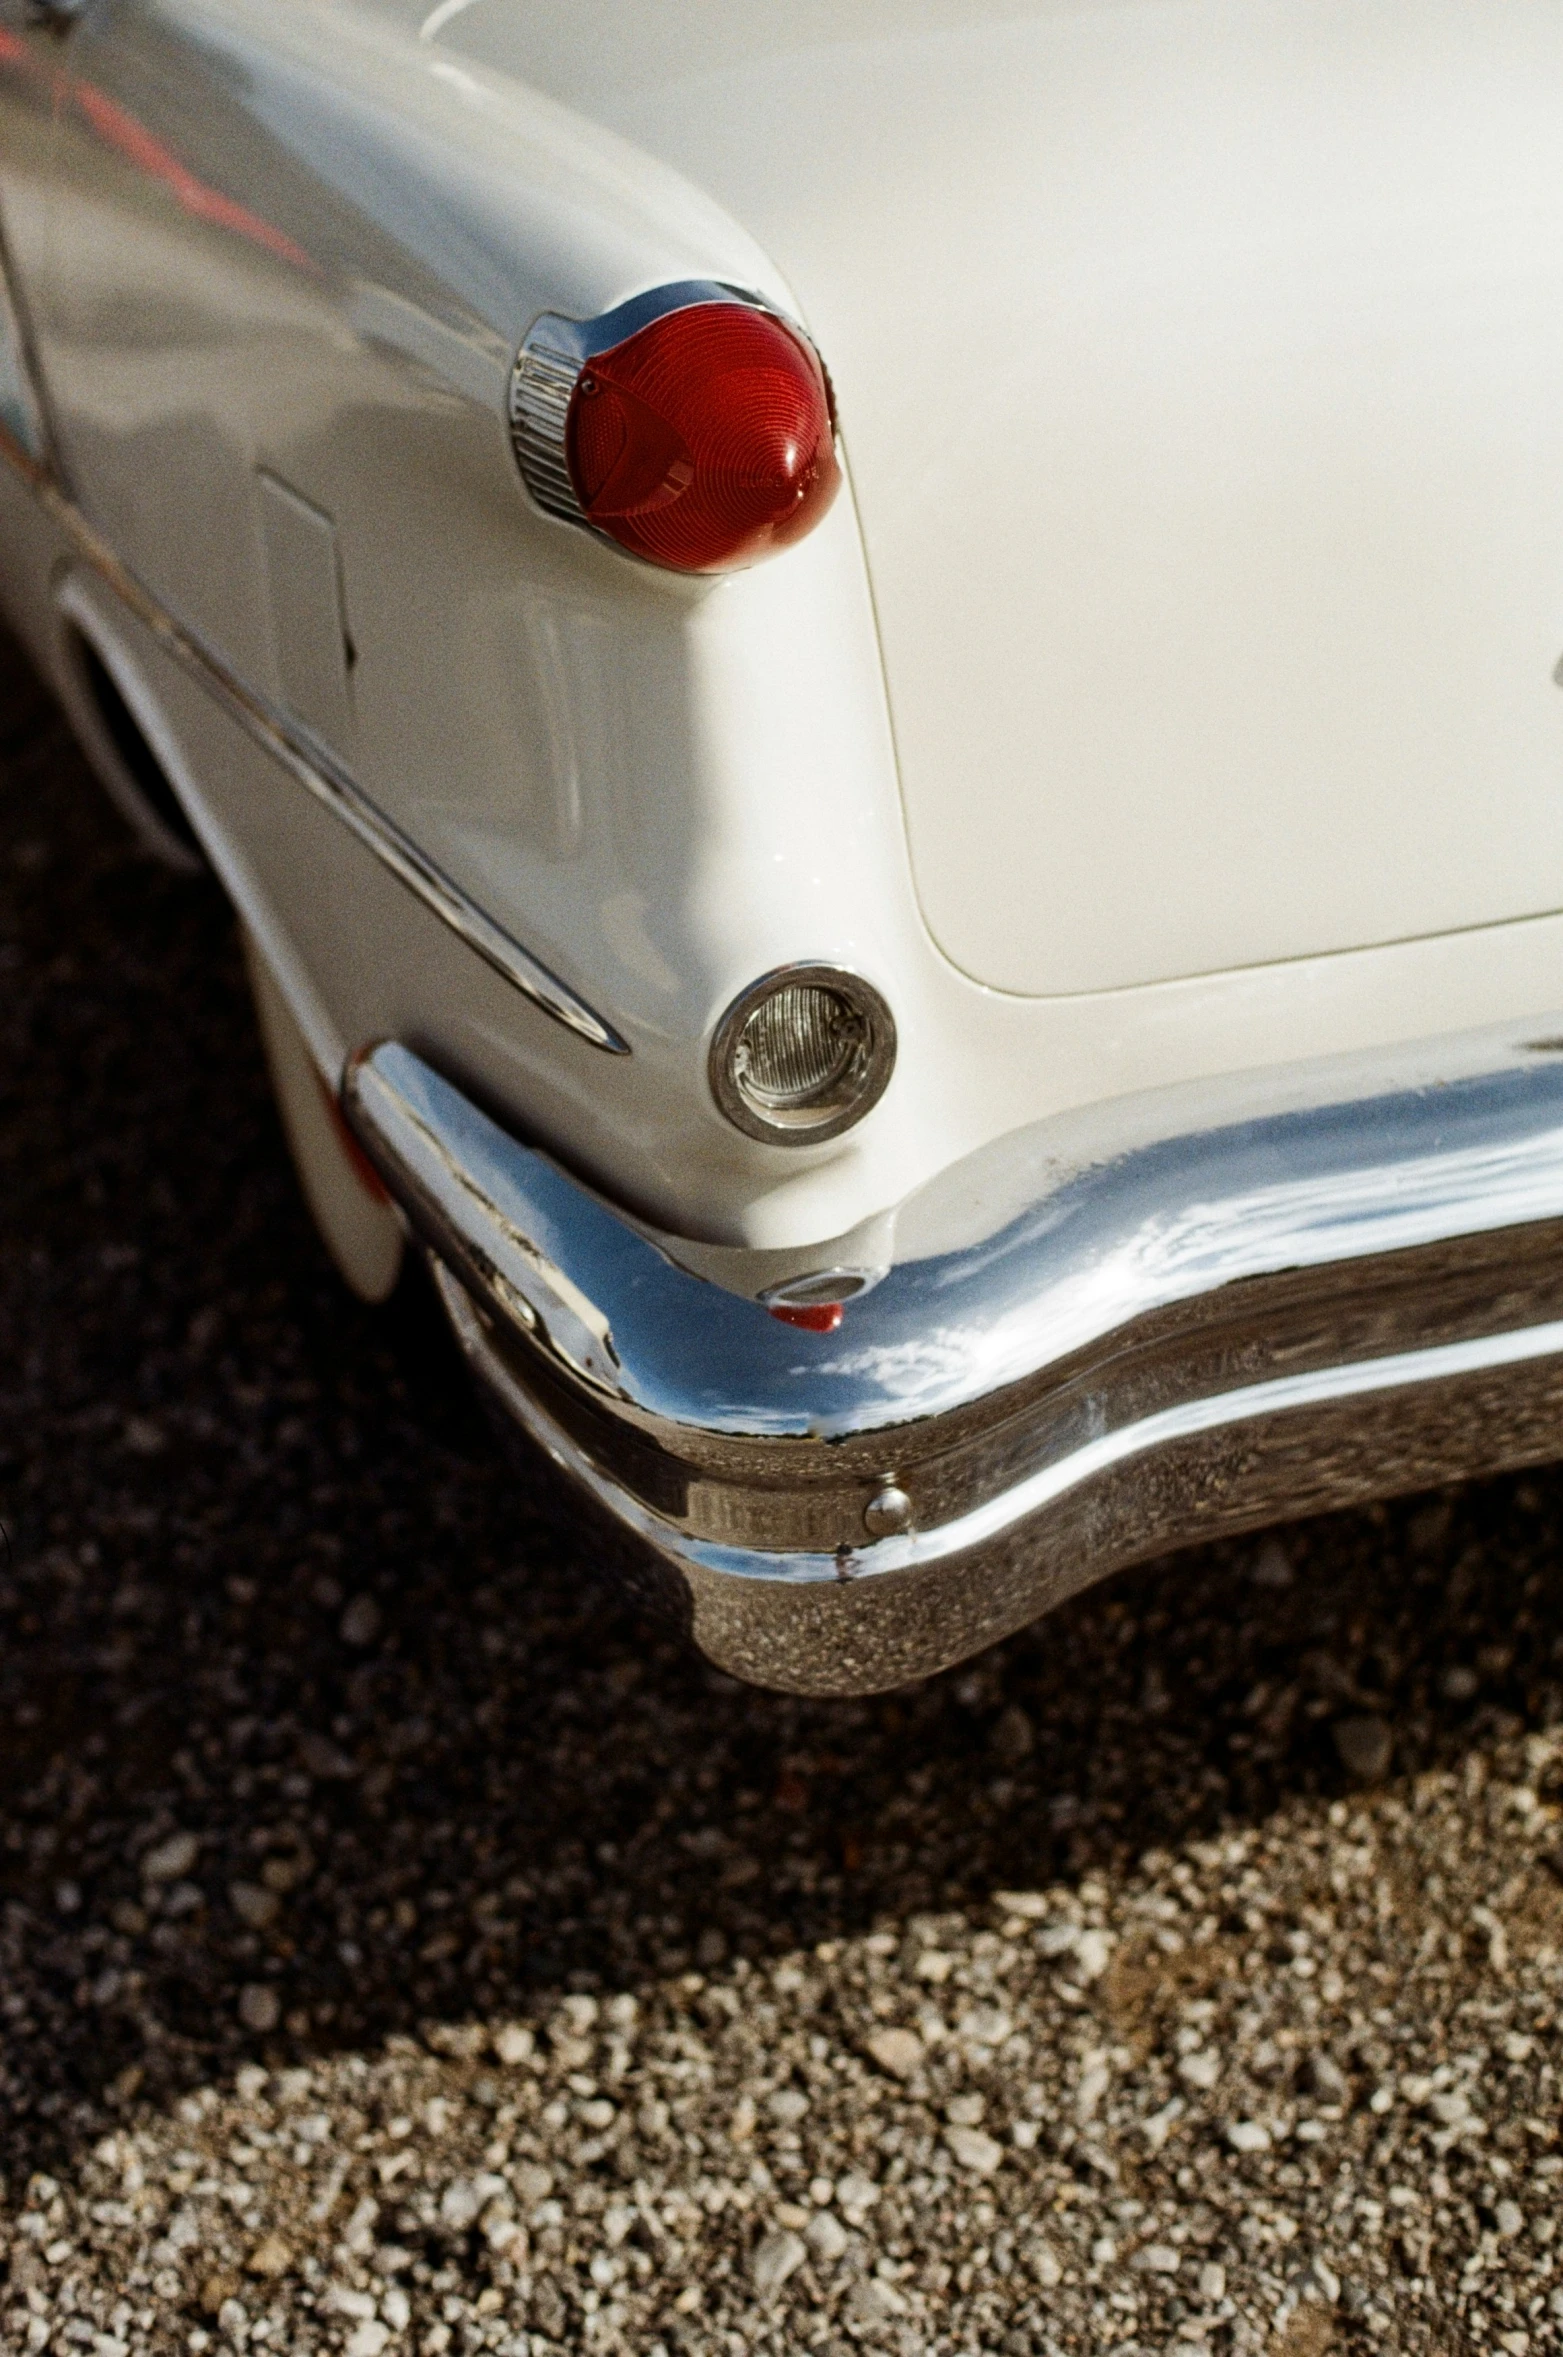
[345,1034,1563,1694]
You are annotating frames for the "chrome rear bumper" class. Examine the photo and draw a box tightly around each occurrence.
[344,1032,1563,1695]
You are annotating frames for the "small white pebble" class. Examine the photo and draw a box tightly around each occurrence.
[806,2210,849,2264]
[751,2228,806,2298]
[141,1830,199,1884]
[1496,2200,1525,2238]
[1227,2121,1272,2153]
[957,2002,1012,2047]
[327,2288,378,2320]
[836,2171,879,2213]
[1074,1929,1114,1981]
[865,2027,923,2079]
[237,1984,280,2034]
[439,2180,484,2231]
[945,2125,1004,2175]
[1076,2062,1110,2119]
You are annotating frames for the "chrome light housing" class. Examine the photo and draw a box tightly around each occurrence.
[710,966,896,1145]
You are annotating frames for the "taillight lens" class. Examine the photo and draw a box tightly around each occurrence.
[564,302,841,574]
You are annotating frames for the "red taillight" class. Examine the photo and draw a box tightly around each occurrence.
[564,303,841,574]
[767,1300,845,1333]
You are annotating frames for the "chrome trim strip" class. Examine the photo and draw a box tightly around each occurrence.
[0,435,629,1054]
[0,227,48,467]
[345,1033,1563,1694]
[508,328,586,525]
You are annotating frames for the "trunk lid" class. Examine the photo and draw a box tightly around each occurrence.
[447,0,1563,996]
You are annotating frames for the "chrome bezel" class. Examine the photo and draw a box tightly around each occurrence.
[709,965,897,1146]
[759,1267,877,1309]
[507,280,827,548]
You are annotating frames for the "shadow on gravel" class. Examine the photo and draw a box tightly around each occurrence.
[4,621,1563,2188]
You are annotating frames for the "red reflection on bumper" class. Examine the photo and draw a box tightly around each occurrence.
[767,1301,845,1334]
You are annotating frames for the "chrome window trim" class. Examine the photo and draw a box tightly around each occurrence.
[0,433,629,1054]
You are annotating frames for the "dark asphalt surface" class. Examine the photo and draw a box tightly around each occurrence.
[5,616,1563,2352]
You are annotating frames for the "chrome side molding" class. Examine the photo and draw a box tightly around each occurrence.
[0,226,48,465]
[344,1032,1563,1694]
[0,428,628,1054]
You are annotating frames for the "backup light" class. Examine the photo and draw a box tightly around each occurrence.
[710,966,896,1145]
[510,284,841,575]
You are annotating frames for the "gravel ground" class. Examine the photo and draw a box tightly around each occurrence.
[5,619,1563,2357]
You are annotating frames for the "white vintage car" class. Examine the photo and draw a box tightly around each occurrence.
[4,0,1563,1695]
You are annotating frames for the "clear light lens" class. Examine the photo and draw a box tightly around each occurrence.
[734,983,866,1112]
[712,969,896,1144]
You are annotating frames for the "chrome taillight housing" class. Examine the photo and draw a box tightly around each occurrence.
[509,282,841,574]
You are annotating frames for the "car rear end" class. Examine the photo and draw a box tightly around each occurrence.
[6,0,1563,1688]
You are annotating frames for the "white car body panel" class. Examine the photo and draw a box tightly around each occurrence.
[441,0,1563,997]
[4,0,1563,1265]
